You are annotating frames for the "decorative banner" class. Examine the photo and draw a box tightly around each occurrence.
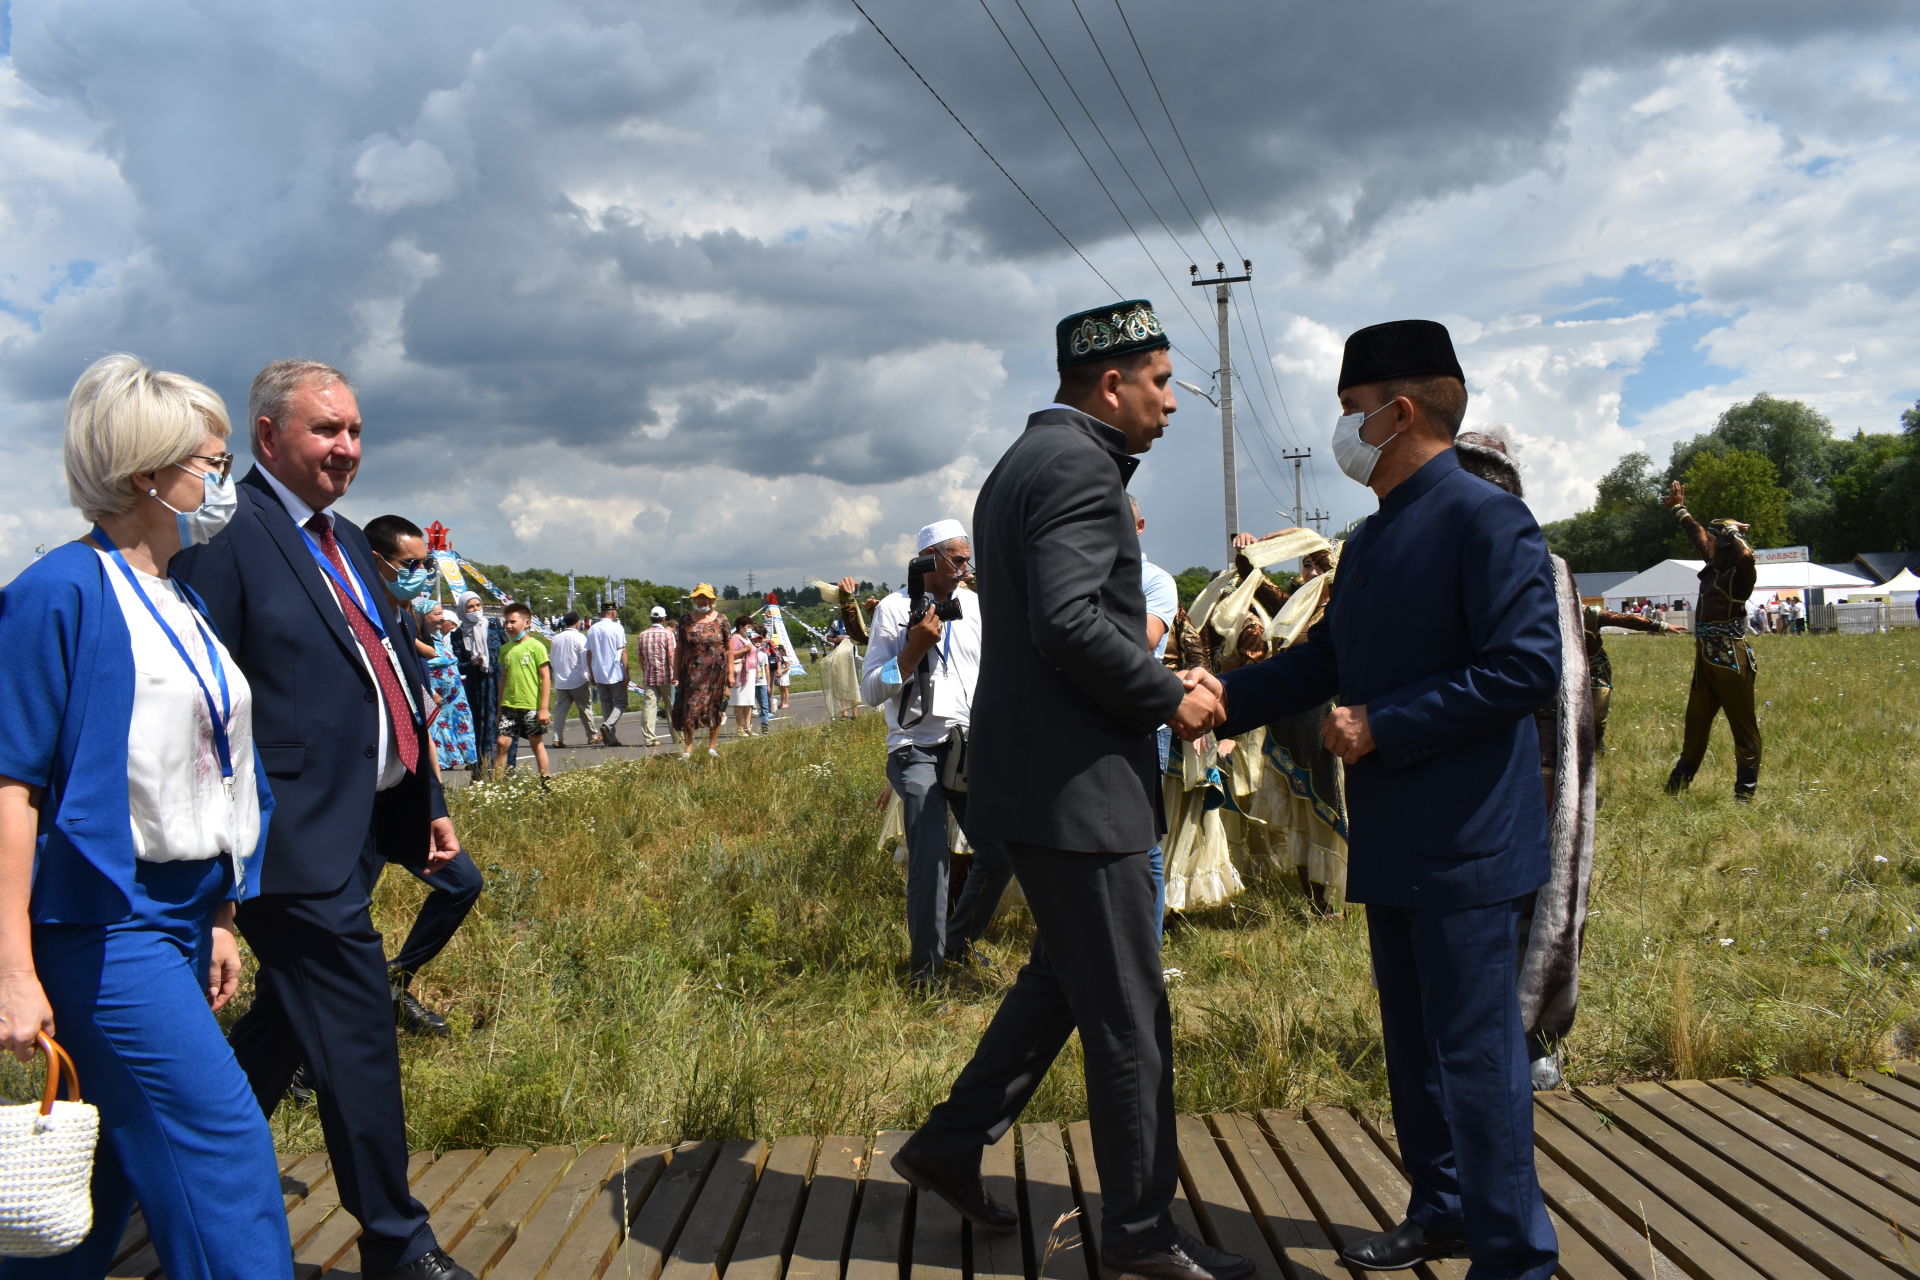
[759,602,807,676]
[1755,546,1810,564]
[434,550,469,599]
[458,559,514,604]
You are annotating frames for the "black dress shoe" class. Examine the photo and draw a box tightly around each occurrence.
[1100,1228,1255,1280]
[891,1141,1017,1234]
[1340,1218,1468,1271]
[370,1248,476,1280]
[395,988,451,1037]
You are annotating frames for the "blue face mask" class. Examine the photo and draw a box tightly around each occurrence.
[382,561,434,602]
[150,466,237,548]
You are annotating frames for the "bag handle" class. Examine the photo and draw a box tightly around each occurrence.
[35,1033,81,1115]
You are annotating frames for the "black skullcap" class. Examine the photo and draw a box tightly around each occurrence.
[1338,319,1464,392]
[1056,299,1170,370]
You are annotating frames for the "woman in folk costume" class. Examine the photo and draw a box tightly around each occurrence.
[814,577,870,721]
[1454,430,1598,1091]
[415,597,479,770]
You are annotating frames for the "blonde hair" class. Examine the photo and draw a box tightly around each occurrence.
[64,354,232,523]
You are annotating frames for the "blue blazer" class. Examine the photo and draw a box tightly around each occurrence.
[174,468,446,897]
[1219,450,1561,908]
[0,542,273,923]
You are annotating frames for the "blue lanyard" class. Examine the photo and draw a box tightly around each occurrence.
[297,523,387,640]
[92,528,235,785]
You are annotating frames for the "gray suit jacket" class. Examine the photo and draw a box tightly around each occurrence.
[967,407,1186,853]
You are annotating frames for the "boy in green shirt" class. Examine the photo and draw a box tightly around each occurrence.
[494,602,553,780]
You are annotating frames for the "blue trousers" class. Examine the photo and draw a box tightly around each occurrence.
[755,683,771,728]
[1367,899,1557,1280]
[6,860,291,1280]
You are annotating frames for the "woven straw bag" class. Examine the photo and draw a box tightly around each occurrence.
[0,1033,97,1257]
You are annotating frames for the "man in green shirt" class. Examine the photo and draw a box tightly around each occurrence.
[494,602,553,781]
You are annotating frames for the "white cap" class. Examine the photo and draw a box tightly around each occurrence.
[650,605,667,619]
[916,519,967,552]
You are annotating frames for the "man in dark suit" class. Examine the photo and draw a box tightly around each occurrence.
[1214,321,1560,1279]
[175,361,477,1280]
[892,301,1248,1280]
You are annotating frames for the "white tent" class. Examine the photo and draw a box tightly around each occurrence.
[1837,566,1920,609]
[1602,558,1873,609]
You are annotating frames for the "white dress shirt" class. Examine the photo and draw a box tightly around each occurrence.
[99,551,262,868]
[257,466,406,790]
[548,627,590,690]
[860,586,981,750]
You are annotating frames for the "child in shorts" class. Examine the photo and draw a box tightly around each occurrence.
[494,602,553,780]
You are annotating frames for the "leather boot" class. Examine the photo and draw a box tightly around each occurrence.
[1734,765,1759,803]
[1665,760,1695,795]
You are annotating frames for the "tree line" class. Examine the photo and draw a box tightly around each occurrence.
[1543,394,1919,573]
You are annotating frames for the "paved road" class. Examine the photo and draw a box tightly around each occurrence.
[441,688,858,786]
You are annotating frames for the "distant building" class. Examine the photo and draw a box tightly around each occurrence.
[1573,570,1635,603]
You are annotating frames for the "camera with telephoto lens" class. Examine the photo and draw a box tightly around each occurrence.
[907,554,964,627]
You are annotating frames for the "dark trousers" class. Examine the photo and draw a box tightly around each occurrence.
[912,843,1175,1258]
[387,847,484,983]
[1368,900,1558,1280]
[885,740,1012,979]
[231,814,437,1274]
[1679,643,1761,774]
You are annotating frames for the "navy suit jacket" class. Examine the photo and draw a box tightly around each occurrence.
[174,467,446,897]
[1219,450,1560,908]
[967,407,1186,853]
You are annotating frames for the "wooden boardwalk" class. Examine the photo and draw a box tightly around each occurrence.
[111,1069,1920,1279]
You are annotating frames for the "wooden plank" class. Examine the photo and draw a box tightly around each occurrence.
[786,1135,865,1280]
[1515,1111,1679,1280]
[728,1137,817,1280]
[1020,1123,1091,1280]
[1208,1112,1349,1280]
[1173,1114,1281,1277]
[545,1142,685,1280]
[1260,1109,1388,1264]
[108,1154,334,1280]
[410,1149,486,1217]
[1712,1079,1920,1207]
[1612,1083,1915,1280]
[1800,1074,1920,1145]
[1531,1093,1772,1280]
[1888,1062,1920,1100]
[1361,1112,1634,1280]
[843,1132,911,1280]
[456,1145,578,1277]
[659,1138,770,1280]
[1309,1107,1467,1280]
[296,1150,437,1276]
[1066,1121,1105,1265]
[1673,1082,1920,1231]
[430,1147,531,1254]
[1848,1071,1920,1119]
[483,1143,630,1279]
[1759,1077,1920,1173]
[975,1128,1025,1280]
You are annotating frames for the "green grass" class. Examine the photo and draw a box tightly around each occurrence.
[11,633,1917,1153]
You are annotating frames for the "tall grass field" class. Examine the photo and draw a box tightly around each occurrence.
[24,631,1919,1152]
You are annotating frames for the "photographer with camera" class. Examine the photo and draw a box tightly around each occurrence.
[861,520,1011,992]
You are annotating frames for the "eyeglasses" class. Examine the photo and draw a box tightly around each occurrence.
[183,452,234,479]
[381,554,434,571]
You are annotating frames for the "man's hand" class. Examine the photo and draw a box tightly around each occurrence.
[425,816,461,874]
[1231,532,1256,550]
[1321,705,1375,764]
[1665,623,1689,635]
[898,607,945,669]
[1177,667,1223,698]
[207,919,242,1012]
[1664,480,1686,510]
[1169,678,1226,739]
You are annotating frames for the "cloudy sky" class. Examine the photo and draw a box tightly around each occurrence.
[2,0,1916,587]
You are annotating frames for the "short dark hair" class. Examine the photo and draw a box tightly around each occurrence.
[733,613,755,629]
[364,514,424,557]
[1374,375,1468,438]
[504,601,532,621]
[1054,347,1158,402]
[561,610,582,628]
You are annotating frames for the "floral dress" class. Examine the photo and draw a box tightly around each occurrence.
[426,630,478,766]
[676,610,731,729]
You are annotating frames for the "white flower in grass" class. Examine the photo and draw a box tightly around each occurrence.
[1816,928,1830,938]
[1875,856,1891,864]
[1719,938,1735,946]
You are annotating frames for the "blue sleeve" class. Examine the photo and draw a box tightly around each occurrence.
[1365,496,1561,770]
[0,567,79,789]
[1217,614,1341,736]
[1142,567,1177,626]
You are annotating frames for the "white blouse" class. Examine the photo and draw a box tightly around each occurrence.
[96,550,260,866]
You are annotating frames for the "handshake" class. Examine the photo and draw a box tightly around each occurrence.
[1169,668,1227,739]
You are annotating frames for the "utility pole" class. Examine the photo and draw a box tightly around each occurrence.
[1280,449,1311,528]
[746,569,756,596]
[1307,509,1330,534]
[1192,260,1252,550]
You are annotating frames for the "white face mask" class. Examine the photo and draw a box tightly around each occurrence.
[150,465,238,547]
[1330,400,1400,486]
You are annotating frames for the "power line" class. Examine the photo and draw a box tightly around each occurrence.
[844,0,1121,297]
[1068,0,1222,261]
[1108,0,1238,261]
[983,0,1218,356]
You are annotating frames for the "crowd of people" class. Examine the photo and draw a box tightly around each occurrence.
[0,299,1787,1280]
